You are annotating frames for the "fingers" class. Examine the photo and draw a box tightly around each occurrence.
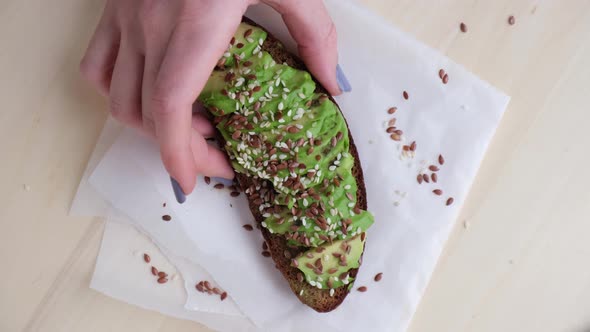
[108,43,144,128]
[266,0,341,95]
[79,9,120,96]
[192,112,216,138]
[148,10,243,194]
[190,132,234,178]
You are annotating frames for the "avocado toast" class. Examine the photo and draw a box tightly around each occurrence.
[198,18,375,312]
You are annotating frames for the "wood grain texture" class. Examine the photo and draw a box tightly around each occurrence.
[1,0,589,331]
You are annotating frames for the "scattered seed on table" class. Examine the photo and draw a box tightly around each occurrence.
[204,176,211,185]
[417,174,423,184]
[374,273,383,282]
[423,174,430,183]
[446,197,455,206]
[162,214,171,222]
[151,266,158,276]
[212,288,222,295]
[403,91,409,100]
[433,189,443,196]
[230,191,240,197]
[221,292,228,301]
[196,283,204,292]
[390,134,401,141]
[243,224,253,231]
[386,127,396,133]
[508,15,516,25]
[157,277,168,284]
[442,74,449,84]
[438,69,445,79]
[214,183,224,189]
[429,165,440,172]
[460,22,468,33]
[388,118,397,127]
[158,271,167,278]
[357,286,368,292]
[143,253,151,263]
[387,107,397,114]
[432,173,438,183]
[162,202,166,207]
[439,154,445,165]
[410,141,417,151]
[403,145,410,151]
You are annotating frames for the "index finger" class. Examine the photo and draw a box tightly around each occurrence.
[149,9,242,193]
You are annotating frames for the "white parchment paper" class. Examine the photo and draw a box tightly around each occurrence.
[74,0,509,331]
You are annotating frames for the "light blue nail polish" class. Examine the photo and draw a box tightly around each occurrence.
[170,177,186,204]
[336,64,352,93]
[211,177,235,186]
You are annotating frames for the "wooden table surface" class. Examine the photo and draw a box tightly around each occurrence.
[2,0,590,331]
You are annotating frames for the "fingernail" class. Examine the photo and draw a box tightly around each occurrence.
[336,64,352,93]
[170,177,186,204]
[211,177,234,186]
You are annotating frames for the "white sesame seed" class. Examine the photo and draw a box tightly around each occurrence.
[344,184,351,190]
[329,166,337,171]
[300,289,304,296]
[329,288,335,297]
[298,92,306,99]
[348,202,355,208]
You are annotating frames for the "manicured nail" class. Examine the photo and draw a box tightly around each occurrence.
[211,177,234,186]
[336,64,352,93]
[170,177,186,204]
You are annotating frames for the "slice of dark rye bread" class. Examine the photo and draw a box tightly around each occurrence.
[208,17,369,313]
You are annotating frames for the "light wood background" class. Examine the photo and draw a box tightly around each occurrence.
[1,0,590,331]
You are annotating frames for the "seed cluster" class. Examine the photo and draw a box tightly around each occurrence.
[205,177,242,198]
[196,280,228,301]
[142,254,170,284]
[416,155,454,206]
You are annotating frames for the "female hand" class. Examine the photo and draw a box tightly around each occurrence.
[80,0,346,202]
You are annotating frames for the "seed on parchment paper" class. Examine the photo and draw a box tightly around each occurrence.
[162,202,166,207]
[446,197,455,206]
[403,145,410,151]
[438,69,445,79]
[214,183,224,189]
[374,273,383,282]
[158,271,167,278]
[429,165,440,172]
[508,15,516,25]
[230,191,240,197]
[243,224,254,231]
[460,22,468,33]
[423,174,430,183]
[438,154,445,165]
[162,214,171,222]
[417,174,423,184]
[157,277,168,284]
[410,141,417,151]
[390,133,401,141]
[388,118,397,127]
[357,286,368,292]
[212,288,222,295]
[220,292,228,301]
[143,253,151,263]
[432,173,438,183]
[204,176,211,185]
[442,74,449,84]
[386,127,396,133]
[151,266,158,276]
[403,91,409,100]
[196,282,204,292]
[433,189,443,196]
[387,107,397,114]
